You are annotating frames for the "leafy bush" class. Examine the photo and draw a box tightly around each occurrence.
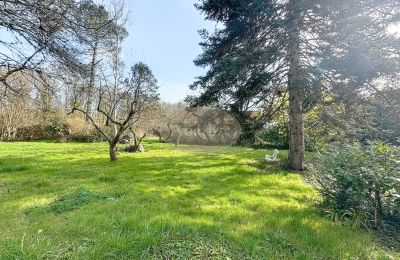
[66,116,105,142]
[44,119,70,140]
[9,116,106,142]
[16,125,44,140]
[304,116,347,152]
[256,121,289,149]
[16,119,69,141]
[312,141,400,230]
[67,132,104,142]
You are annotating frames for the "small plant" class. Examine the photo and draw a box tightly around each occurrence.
[50,189,110,213]
[323,208,373,229]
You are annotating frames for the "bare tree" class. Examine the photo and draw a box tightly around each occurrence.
[0,75,32,140]
[128,103,162,145]
[69,62,159,161]
[74,0,126,121]
[0,0,87,93]
[0,69,60,141]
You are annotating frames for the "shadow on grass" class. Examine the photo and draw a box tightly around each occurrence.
[0,164,32,173]
[0,156,38,175]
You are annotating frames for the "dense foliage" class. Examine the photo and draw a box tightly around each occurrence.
[312,142,400,231]
[190,0,400,170]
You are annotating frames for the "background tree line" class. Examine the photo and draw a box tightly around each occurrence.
[0,0,163,160]
[1,0,400,165]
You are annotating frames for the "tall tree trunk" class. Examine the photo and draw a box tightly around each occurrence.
[166,123,173,142]
[287,0,305,171]
[109,127,126,161]
[374,188,383,228]
[85,40,98,122]
[132,130,138,146]
[109,143,117,161]
[175,129,182,148]
[288,90,305,170]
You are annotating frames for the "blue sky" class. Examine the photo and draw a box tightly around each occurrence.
[122,0,215,103]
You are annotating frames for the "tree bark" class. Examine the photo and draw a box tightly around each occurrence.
[109,142,118,161]
[175,129,182,148]
[109,126,127,161]
[288,91,305,170]
[287,0,305,171]
[374,188,382,228]
[85,41,99,122]
[166,123,173,142]
[132,130,138,146]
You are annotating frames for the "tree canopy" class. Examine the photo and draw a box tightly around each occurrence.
[190,0,400,170]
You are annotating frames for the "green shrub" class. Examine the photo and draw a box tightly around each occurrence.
[65,116,108,142]
[44,119,70,140]
[16,119,69,141]
[312,141,400,230]
[256,122,289,149]
[67,131,104,142]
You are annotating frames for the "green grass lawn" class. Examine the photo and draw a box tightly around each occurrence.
[0,141,398,259]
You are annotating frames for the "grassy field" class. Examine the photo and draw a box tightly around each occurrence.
[0,141,398,259]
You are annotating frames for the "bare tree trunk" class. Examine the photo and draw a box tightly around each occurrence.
[166,123,173,142]
[287,0,305,171]
[175,129,182,148]
[132,130,138,146]
[85,41,98,122]
[374,188,383,228]
[109,125,127,161]
[109,142,117,161]
[175,112,190,148]
[137,133,146,147]
[153,129,162,142]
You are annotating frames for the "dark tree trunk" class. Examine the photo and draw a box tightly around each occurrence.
[287,0,305,171]
[109,142,117,161]
[288,91,305,170]
[109,126,126,161]
[374,188,383,228]
[131,130,138,146]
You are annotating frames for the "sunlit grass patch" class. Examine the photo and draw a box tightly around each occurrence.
[98,175,118,183]
[19,196,56,210]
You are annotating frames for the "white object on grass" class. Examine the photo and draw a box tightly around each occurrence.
[265,149,280,162]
